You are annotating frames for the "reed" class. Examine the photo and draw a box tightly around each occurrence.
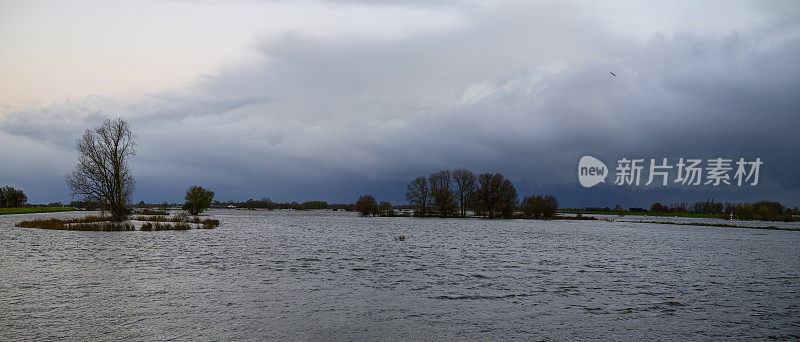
[15,218,135,231]
[17,214,219,231]
[147,221,192,231]
[134,215,220,228]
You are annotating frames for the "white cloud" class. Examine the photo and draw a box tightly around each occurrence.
[1,0,798,205]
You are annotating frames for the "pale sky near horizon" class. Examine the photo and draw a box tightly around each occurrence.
[1,0,799,206]
[1,0,785,109]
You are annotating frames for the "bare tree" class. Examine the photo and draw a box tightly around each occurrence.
[379,201,394,217]
[429,170,455,217]
[452,169,477,217]
[521,195,547,218]
[355,194,379,217]
[406,176,430,217]
[543,195,559,219]
[521,195,541,218]
[66,118,135,221]
[475,173,518,218]
[0,186,27,208]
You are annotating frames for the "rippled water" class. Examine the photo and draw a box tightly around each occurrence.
[2,210,799,340]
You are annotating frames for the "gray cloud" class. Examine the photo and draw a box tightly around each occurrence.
[1,1,798,207]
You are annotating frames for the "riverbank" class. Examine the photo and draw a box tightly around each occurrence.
[0,207,78,215]
[563,210,721,219]
[631,220,800,232]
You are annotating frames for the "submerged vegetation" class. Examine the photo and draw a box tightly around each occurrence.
[15,215,132,231]
[15,214,220,231]
[140,221,192,231]
[134,215,220,229]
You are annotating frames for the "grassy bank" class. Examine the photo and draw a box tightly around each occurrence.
[562,210,721,219]
[0,207,78,215]
[631,220,800,232]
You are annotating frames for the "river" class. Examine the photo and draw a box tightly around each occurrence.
[1,210,798,340]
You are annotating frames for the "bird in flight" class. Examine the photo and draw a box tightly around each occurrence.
[610,72,616,77]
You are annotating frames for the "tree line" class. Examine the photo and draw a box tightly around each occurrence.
[0,186,27,208]
[583,199,800,222]
[207,198,355,211]
[646,199,798,221]
[354,169,558,219]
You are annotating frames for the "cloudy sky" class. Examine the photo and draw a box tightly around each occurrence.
[1,0,798,207]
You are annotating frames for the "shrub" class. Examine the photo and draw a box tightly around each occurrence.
[355,194,379,217]
[183,186,215,216]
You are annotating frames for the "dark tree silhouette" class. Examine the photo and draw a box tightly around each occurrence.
[379,201,394,217]
[452,169,477,217]
[543,195,558,219]
[66,118,135,221]
[475,173,518,218]
[406,176,430,217]
[0,186,27,208]
[183,185,215,216]
[355,194,379,217]
[521,195,545,218]
[650,202,665,213]
[429,170,456,217]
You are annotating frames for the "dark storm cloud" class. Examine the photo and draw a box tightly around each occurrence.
[1,1,798,206]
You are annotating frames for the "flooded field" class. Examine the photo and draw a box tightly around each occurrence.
[1,210,799,340]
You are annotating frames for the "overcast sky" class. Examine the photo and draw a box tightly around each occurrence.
[1,0,798,207]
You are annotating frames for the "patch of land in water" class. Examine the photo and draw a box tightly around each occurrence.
[14,214,219,231]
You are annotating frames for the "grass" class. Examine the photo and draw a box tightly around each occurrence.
[0,207,78,215]
[630,220,800,232]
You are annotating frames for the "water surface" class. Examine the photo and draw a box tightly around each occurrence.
[1,210,799,340]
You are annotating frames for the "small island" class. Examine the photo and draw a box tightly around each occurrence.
[12,118,219,231]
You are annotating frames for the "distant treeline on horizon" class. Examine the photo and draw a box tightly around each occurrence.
[12,189,800,223]
[572,199,799,222]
